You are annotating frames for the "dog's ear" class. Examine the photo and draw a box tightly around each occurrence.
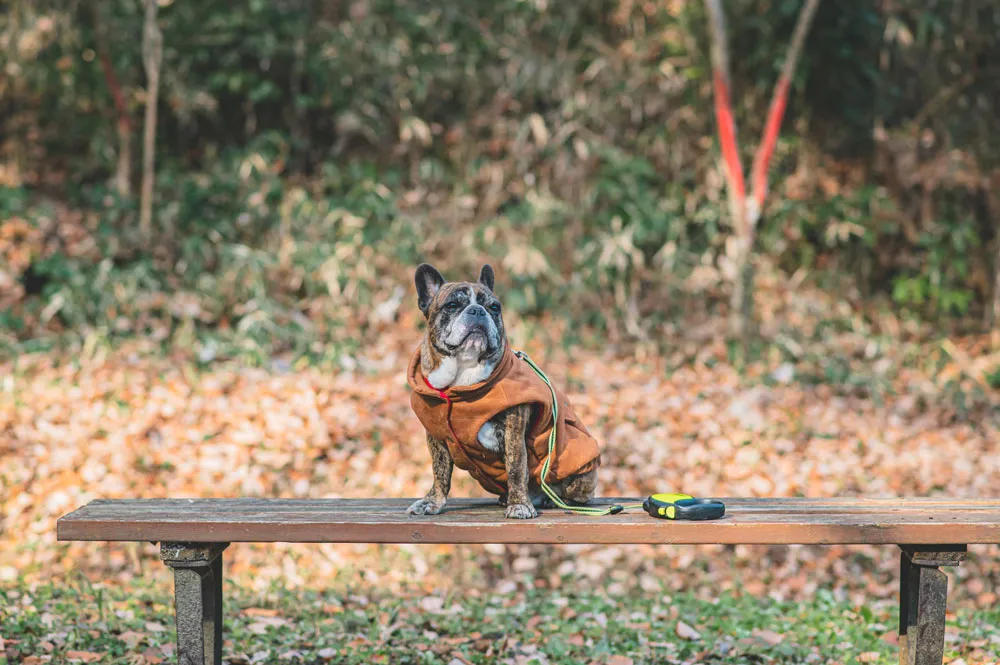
[415,263,446,315]
[477,264,495,292]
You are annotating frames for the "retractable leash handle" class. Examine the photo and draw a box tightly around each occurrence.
[643,494,726,521]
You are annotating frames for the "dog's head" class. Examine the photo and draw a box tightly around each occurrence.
[415,263,506,387]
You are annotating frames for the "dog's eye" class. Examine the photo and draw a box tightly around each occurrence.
[488,302,501,314]
[445,301,462,312]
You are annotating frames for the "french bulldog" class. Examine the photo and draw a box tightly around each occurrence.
[406,263,600,519]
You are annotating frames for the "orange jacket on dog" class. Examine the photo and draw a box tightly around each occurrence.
[407,345,601,496]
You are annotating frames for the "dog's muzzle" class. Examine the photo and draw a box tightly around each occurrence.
[447,304,500,351]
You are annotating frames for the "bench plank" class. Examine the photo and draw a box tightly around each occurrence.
[57,498,1000,545]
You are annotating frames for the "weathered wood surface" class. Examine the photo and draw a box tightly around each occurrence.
[57,498,1000,545]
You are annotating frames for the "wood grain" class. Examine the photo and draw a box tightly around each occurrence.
[56,498,1000,545]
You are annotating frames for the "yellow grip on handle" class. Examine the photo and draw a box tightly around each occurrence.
[649,493,694,503]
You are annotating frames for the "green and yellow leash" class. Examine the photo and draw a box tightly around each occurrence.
[515,350,725,521]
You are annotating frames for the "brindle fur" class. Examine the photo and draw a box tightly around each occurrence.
[406,434,453,515]
[494,403,536,519]
[418,280,505,380]
[492,404,597,512]
[408,263,597,519]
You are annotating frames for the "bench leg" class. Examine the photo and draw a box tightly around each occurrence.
[161,543,229,665]
[898,545,967,665]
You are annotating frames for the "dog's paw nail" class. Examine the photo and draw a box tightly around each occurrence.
[505,503,537,520]
[407,499,444,515]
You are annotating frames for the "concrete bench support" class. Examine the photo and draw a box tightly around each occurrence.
[160,542,229,665]
[898,545,967,665]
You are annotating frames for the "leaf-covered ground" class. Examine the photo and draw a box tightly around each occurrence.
[3,322,999,588]
[3,578,999,665]
[2,301,1000,661]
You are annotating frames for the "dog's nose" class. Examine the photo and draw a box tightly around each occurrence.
[467,305,488,318]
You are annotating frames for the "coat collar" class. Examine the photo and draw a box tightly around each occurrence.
[407,342,515,403]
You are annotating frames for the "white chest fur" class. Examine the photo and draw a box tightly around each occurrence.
[426,352,497,392]
[425,351,500,453]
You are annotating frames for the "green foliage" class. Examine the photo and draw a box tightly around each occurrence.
[4,578,999,663]
[892,216,980,317]
[2,0,998,356]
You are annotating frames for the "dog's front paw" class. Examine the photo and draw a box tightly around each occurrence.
[407,497,445,515]
[505,502,537,519]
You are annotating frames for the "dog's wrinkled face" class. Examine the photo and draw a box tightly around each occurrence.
[415,263,505,387]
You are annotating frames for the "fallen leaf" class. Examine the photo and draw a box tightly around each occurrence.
[247,617,289,635]
[141,648,163,665]
[675,621,701,640]
[858,653,880,663]
[144,622,166,633]
[420,596,445,613]
[118,630,145,648]
[65,651,102,663]
[753,629,784,646]
[607,657,633,665]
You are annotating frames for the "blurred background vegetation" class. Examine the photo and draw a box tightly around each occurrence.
[1,0,999,364]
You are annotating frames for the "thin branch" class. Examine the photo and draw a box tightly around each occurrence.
[92,1,131,196]
[140,0,163,239]
[92,3,129,130]
[749,0,822,217]
[703,0,747,236]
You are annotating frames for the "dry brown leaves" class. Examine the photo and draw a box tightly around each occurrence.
[1,319,999,603]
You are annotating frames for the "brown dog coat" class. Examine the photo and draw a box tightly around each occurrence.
[407,345,601,496]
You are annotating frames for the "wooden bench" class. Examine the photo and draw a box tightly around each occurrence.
[58,497,1000,665]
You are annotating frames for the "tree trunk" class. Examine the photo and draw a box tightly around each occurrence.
[991,244,1000,332]
[116,120,132,197]
[3,2,26,187]
[729,234,756,339]
[704,0,820,341]
[94,1,132,196]
[290,0,309,173]
[986,178,1000,340]
[140,0,163,240]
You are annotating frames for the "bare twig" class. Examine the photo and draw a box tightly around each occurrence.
[703,0,747,238]
[749,0,821,219]
[93,1,131,196]
[140,0,163,240]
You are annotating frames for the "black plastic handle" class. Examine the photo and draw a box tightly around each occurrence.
[673,498,726,521]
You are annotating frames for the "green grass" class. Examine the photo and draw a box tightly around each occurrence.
[2,578,999,664]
